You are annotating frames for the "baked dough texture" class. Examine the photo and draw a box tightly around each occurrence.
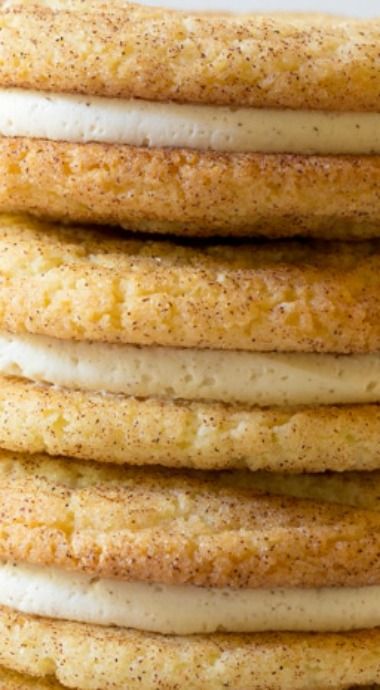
[0,377,379,473]
[1,669,376,690]
[0,669,377,690]
[1,449,380,588]
[0,667,63,690]
[1,215,380,353]
[0,607,380,690]
[1,139,380,239]
[0,4,378,111]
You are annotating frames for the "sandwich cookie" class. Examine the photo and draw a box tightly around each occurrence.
[0,214,379,471]
[0,3,379,236]
[0,451,380,688]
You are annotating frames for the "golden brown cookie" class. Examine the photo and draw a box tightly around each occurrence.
[0,4,378,110]
[0,377,379,473]
[0,667,377,690]
[0,665,377,690]
[1,449,380,588]
[1,214,380,352]
[1,139,380,239]
[0,606,379,690]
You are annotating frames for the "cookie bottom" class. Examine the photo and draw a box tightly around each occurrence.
[0,667,380,690]
[0,376,379,473]
[1,137,380,238]
[0,667,378,690]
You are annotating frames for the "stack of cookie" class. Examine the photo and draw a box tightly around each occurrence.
[0,3,379,690]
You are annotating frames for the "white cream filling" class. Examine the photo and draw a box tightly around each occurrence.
[1,88,380,154]
[1,331,380,406]
[1,562,380,635]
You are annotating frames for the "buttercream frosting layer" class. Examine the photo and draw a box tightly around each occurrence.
[0,89,380,154]
[1,331,380,406]
[2,563,380,635]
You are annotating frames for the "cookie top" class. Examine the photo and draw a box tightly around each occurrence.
[2,448,380,588]
[0,607,380,690]
[0,3,379,111]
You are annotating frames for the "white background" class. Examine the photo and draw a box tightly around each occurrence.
[136,0,377,16]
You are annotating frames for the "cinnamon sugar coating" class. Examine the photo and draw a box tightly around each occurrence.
[1,139,380,239]
[0,608,380,690]
[0,215,380,353]
[0,378,379,473]
[0,4,379,110]
[2,450,380,588]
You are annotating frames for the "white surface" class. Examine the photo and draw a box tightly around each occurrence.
[2,331,380,406]
[136,0,376,16]
[2,89,380,152]
[2,562,380,634]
